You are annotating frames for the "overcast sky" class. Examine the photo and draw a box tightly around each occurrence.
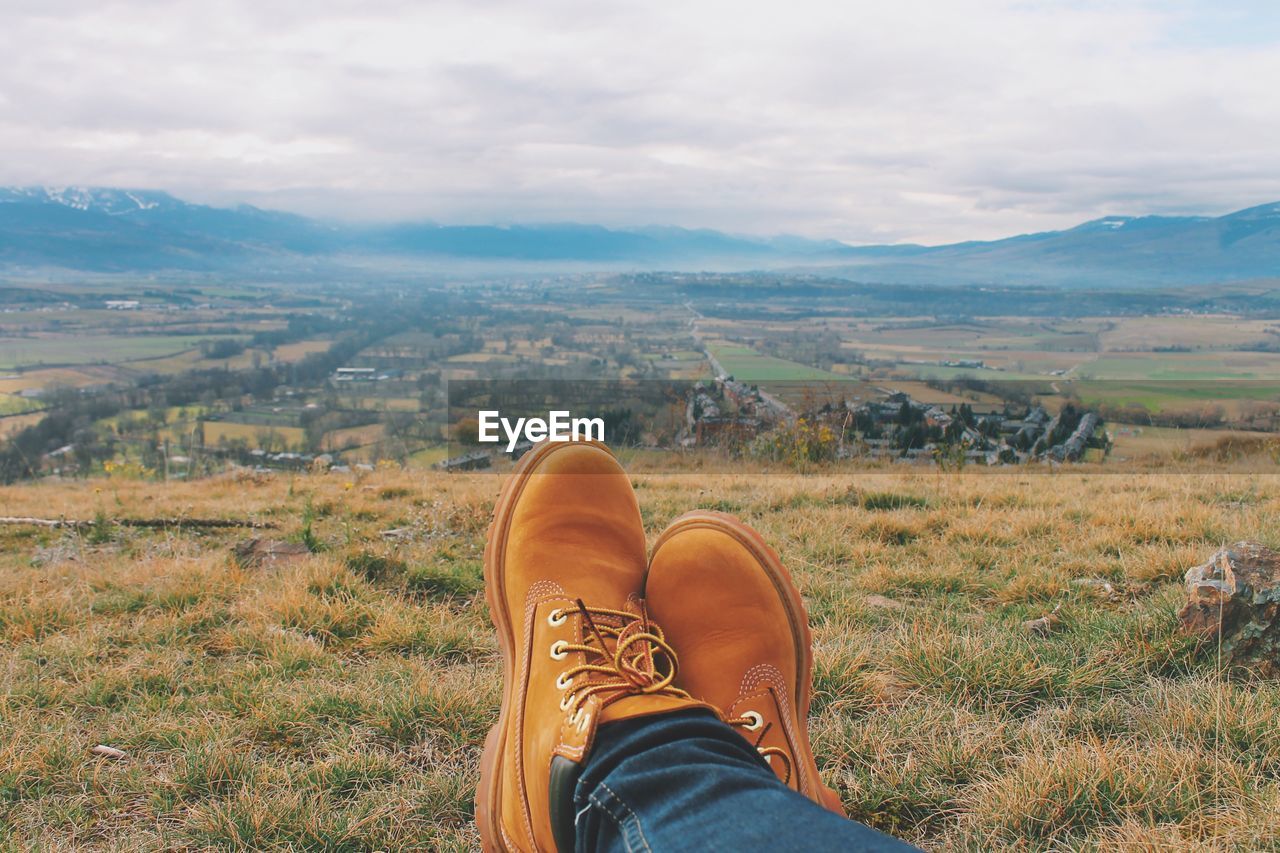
[2,0,1279,243]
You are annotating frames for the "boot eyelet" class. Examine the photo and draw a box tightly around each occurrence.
[560,692,574,711]
[547,609,567,627]
[577,714,589,733]
[550,640,569,660]
[567,708,581,725]
[555,672,573,690]
[742,711,764,731]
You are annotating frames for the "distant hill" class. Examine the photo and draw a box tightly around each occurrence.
[816,203,1280,287]
[1,186,1277,285]
[0,187,834,272]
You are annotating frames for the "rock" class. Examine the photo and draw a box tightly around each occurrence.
[1023,604,1063,636]
[232,538,310,569]
[91,744,127,760]
[1178,541,1280,675]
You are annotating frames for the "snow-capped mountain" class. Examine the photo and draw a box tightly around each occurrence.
[0,186,1277,285]
[0,186,335,269]
[0,186,179,215]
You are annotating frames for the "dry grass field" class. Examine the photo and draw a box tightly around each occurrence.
[320,424,386,453]
[0,365,124,395]
[0,412,47,441]
[130,340,333,376]
[200,422,307,450]
[2,460,1280,850]
[1109,426,1278,462]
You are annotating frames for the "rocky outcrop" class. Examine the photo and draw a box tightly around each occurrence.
[1178,541,1280,676]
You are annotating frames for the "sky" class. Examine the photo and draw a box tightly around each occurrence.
[2,0,1279,244]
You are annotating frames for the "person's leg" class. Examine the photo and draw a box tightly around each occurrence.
[574,710,919,852]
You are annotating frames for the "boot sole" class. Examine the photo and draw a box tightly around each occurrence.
[651,510,846,815]
[476,439,619,853]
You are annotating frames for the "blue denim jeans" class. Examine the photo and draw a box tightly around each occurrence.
[573,710,920,852]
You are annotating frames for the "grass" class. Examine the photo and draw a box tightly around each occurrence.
[1109,424,1276,460]
[0,393,44,416]
[1075,379,1280,414]
[1,463,1279,849]
[1078,351,1280,382]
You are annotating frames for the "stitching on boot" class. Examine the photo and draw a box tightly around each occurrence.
[736,664,809,794]
[514,585,573,847]
[512,595,536,847]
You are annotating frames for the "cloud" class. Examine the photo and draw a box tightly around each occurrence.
[1,0,1278,242]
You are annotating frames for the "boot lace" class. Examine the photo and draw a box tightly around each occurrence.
[724,710,793,784]
[550,598,691,730]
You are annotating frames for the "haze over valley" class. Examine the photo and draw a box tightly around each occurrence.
[3,186,1279,289]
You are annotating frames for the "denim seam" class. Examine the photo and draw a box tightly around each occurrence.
[591,781,654,853]
[586,791,633,852]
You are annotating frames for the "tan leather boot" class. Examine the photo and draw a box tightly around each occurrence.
[477,441,711,852]
[646,510,847,815]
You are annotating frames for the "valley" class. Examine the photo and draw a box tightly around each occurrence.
[4,269,1280,483]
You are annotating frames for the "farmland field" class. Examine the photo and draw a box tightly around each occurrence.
[708,342,847,382]
[0,394,43,416]
[133,339,332,376]
[336,396,423,413]
[694,312,1280,422]
[446,352,518,364]
[0,366,123,394]
[0,412,44,440]
[1108,424,1275,459]
[1076,351,1280,381]
[1073,380,1280,416]
[0,334,248,371]
[200,421,306,448]
[274,340,333,362]
[321,423,386,451]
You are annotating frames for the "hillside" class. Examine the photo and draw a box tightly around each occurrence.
[820,202,1280,288]
[2,186,1279,285]
[0,187,834,272]
[2,461,1278,849]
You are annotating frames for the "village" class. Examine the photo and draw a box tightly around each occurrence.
[435,375,1108,472]
[685,375,1106,465]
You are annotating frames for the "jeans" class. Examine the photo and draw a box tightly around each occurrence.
[573,710,921,852]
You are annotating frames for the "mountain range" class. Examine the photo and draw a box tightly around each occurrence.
[1,186,1278,287]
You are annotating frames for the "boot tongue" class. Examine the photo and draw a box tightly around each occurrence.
[598,692,702,725]
[591,613,704,723]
